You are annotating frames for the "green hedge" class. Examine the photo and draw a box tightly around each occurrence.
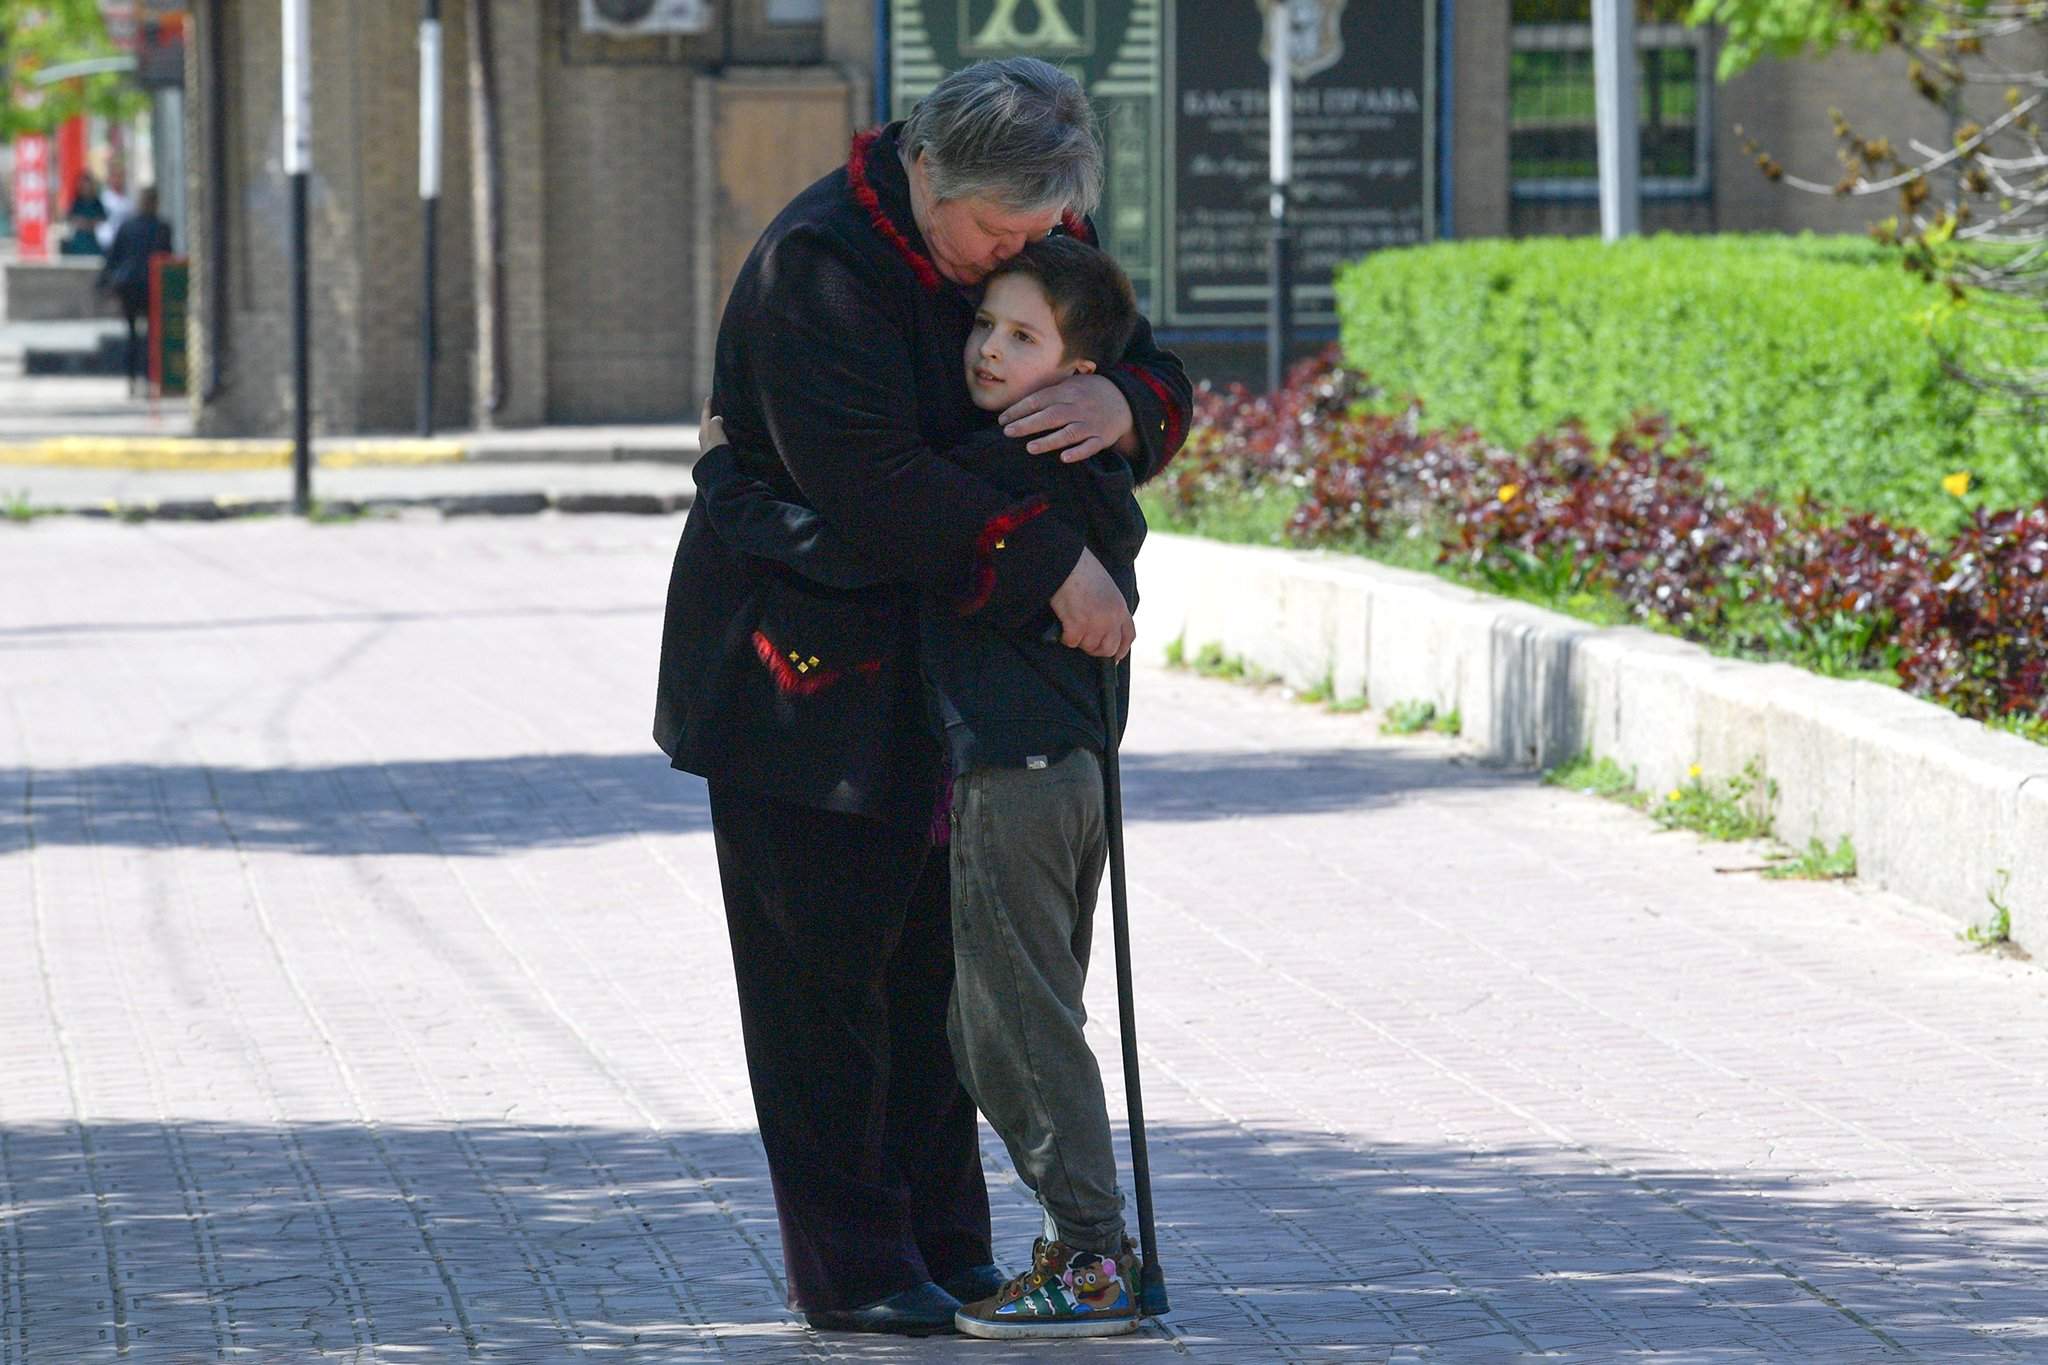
[1334,234,2048,531]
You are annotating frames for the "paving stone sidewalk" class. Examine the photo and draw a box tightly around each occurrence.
[3,514,2046,1363]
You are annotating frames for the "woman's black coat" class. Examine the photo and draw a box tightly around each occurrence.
[653,123,1191,834]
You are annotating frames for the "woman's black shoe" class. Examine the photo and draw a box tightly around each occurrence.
[939,1263,1008,1305]
[804,1280,962,1336]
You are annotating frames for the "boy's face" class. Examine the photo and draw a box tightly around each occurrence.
[965,274,1094,413]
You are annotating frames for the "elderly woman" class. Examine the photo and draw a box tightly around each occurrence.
[653,59,1189,1336]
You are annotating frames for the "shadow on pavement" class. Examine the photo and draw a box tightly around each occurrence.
[0,752,712,857]
[1,1116,2036,1360]
[1119,746,1521,823]
[4,745,1521,856]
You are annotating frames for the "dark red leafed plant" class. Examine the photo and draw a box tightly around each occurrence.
[1899,503,2048,720]
[1169,354,2048,730]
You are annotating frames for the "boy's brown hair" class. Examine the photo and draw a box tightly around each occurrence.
[985,235,1138,370]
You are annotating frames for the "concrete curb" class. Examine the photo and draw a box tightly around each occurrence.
[1135,532,2048,955]
[0,430,700,470]
[20,488,693,522]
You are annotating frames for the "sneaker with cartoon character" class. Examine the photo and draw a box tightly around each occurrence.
[953,1236,1142,1339]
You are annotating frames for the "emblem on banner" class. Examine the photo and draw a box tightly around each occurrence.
[1259,0,1347,81]
[962,0,1093,56]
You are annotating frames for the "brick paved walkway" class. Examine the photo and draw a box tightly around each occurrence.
[3,516,2046,1362]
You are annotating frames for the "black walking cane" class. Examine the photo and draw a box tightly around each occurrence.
[1100,655,1170,1317]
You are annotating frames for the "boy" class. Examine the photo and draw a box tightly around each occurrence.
[694,235,1150,1339]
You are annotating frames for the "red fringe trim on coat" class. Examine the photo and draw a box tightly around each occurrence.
[955,494,1053,618]
[847,129,944,293]
[1117,362,1186,456]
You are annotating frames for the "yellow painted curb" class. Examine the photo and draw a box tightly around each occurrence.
[0,437,467,471]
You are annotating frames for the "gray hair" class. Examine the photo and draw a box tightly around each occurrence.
[900,58,1102,218]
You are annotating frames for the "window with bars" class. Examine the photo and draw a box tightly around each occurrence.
[1510,0,1709,199]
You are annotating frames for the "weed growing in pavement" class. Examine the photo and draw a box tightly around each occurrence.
[1170,640,1280,687]
[1543,753,1647,809]
[1192,641,1244,680]
[1381,700,1461,737]
[1652,760,1777,842]
[1165,638,1372,713]
[1763,836,1858,881]
[3,491,46,523]
[1963,870,2016,948]
[1546,752,1869,881]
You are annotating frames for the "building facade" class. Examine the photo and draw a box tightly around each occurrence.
[184,0,1968,435]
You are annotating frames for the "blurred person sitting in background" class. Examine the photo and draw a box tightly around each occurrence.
[60,171,107,256]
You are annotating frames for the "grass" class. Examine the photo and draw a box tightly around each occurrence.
[1380,699,1462,737]
[1544,750,1859,874]
[1762,836,1858,881]
[1168,639,1280,687]
[1651,760,1777,842]
[1543,753,1648,809]
[1989,713,2048,748]
[4,491,48,523]
[1962,871,2015,949]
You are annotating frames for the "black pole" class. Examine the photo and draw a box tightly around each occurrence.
[1100,657,1169,1317]
[418,0,441,436]
[420,196,437,435]
[284,0,311,515]
[1268,192,1293,396]
[290,169,311,515]
[201,0,230,404]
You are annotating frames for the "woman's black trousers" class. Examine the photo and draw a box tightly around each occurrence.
[707,781,992,1312]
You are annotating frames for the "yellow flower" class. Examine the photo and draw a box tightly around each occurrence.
[1666,788,1683,802]
[1943,470,1973,498]
[1688,764,1703,780]
[1497,483,1520,504]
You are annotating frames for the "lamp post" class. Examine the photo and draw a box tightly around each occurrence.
[283,0,312,513]
[1267,0,1293,395]
[1591,0,1639,240]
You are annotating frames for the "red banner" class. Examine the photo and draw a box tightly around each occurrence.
[13,135,52,260]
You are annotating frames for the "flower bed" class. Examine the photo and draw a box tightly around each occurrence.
[1150,351,2048,737]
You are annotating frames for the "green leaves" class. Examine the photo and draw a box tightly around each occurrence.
[1,0,143,139]
[1333,235,2048,535]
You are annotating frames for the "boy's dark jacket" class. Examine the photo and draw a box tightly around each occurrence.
[692,427,1144,779]
[652,122,1190,833]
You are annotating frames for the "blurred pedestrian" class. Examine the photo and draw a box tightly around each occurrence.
[60,171,107,256]
[98,186,174,396]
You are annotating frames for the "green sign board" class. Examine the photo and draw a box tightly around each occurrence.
[890,0,1164,306]
[889,0,1435,328]
[150,256,190,399]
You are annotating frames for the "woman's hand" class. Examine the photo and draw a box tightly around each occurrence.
[999,374,1137,463]
[699,401,726,451]
[1049,546,1135,660]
